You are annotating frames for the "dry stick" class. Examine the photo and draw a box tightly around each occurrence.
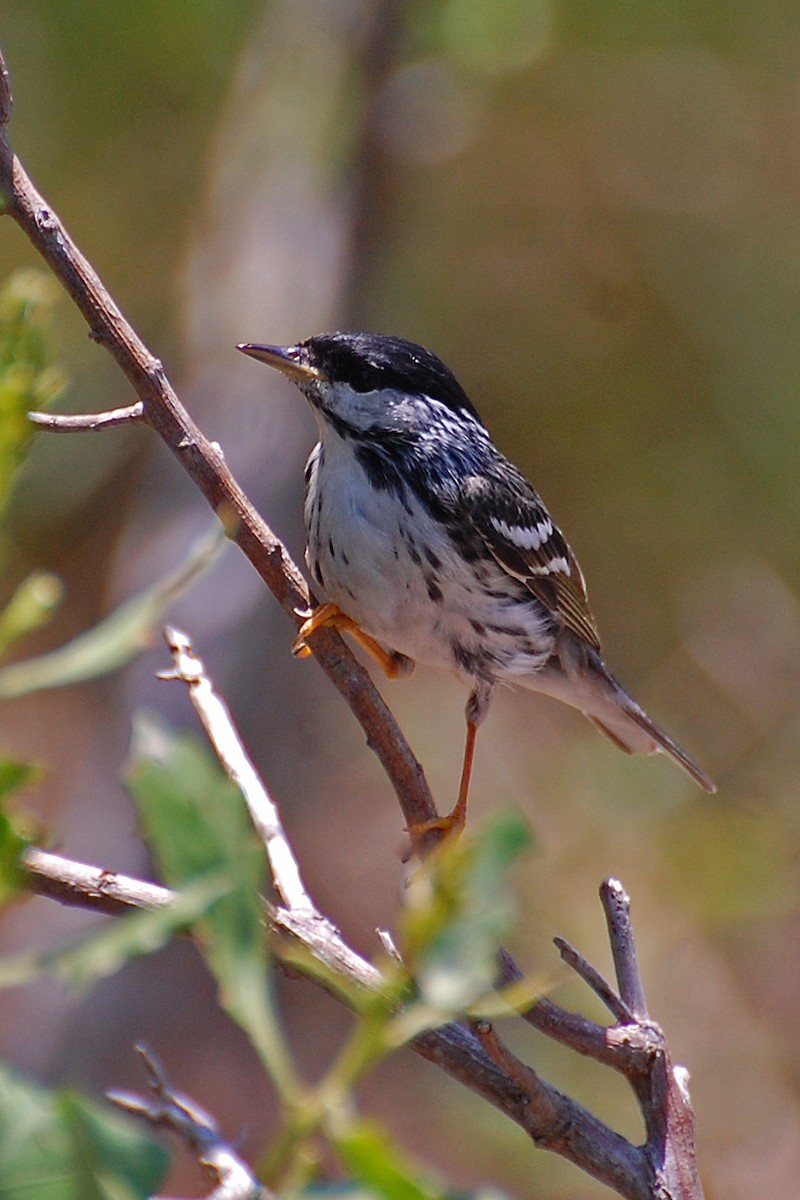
[109,1046,271,1200]
[553,935,635,1023]
[0,48,435,838]
[27,402,144,431]
[599,881,704,1199]
[602,879,648,1019]
[158,625,315,913]
[470,1018,561,1131]
[22,847,174,916]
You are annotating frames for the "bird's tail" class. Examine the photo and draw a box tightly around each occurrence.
[527,645,716,793]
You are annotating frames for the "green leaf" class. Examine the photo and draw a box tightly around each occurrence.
[0,1062,169,1200]
[0,269,68,517]
[0,524,224,699]
[0,872,229,993]
[0,756,41,803]
[333,1120,443,1200]
[0,809,30,904]
[0,572,63,660]
[0,757,40,903]
[126,715,298,1096]
[400,812,530,1017]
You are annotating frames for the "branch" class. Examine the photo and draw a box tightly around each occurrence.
[27,402,144,431]
[24,827,703,1198]
[158,625,315,913]
[18,615,702,1199]
[600,880,704,1199]
[22,846,173,916]
[109,1046,270,1200]
[0,41,436,839]
[553,935,634,1023]
[603,879,648,1018]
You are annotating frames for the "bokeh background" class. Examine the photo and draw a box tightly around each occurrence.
[2,2,800,1196]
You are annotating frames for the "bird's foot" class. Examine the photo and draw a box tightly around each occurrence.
[407,806,466,848]
[292,602,412,679]
[407,715,476,851]
[406,791,468,853]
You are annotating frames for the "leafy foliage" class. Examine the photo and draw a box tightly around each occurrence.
[0,755,39,903]
[0,1062,169,1200]
[126,714,299,1097]
[0,526,224,698]
[333,1119,446,1200]
[0,270,66,511]
[0,874,229,993]
[400,812,530,1015]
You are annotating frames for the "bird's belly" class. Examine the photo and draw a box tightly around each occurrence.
[308,480,554,681]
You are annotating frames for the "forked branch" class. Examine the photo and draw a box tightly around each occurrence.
[22,627,700,1199]
[109,1046,271,1200]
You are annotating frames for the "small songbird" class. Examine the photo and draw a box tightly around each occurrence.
[238,332,715,833]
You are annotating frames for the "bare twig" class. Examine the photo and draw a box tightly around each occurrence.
[553,935,635,1023]
[109,1046,270,1200]
[602,879,648,1020]
[22,846,173,915]
[599,881,703,1199]
[158,625,315,913]
[470,1018,561,1130]
[27,402,144,431]
[496,948,635,1072]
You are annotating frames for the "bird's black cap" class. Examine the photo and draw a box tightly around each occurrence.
[300,332,482,422]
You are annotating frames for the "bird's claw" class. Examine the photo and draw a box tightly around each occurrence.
[291,602,412,680]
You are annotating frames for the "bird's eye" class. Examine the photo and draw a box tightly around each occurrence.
[348,360,381,393]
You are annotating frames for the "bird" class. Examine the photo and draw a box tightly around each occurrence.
[238,331,715,835]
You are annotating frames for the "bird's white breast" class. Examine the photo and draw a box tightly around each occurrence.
[304,431,555,683]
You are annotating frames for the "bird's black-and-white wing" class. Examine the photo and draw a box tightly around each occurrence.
[462,468,602,652]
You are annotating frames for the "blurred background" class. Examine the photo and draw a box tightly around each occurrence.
[1,1,800,1195]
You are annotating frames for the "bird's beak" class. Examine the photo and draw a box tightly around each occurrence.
[236,342,321,383]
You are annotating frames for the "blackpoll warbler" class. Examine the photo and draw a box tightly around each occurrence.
[239,332,715,833]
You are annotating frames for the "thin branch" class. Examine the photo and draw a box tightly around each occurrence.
[554,935,635,1023]
[158,625,315,913]
[470,1018,561,1131]
[0,40,436,838]
[495,948,637,1073]
[109,1046,270,1200]
[599,880,703,1199]
[601,879,649,1020]
[27,402,144,431]
[22,846,172,915]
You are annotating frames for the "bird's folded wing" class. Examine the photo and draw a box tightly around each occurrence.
[462,471,602,652]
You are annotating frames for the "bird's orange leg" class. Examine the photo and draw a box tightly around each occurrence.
[293,602,409,679]
[408,717,478,845]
